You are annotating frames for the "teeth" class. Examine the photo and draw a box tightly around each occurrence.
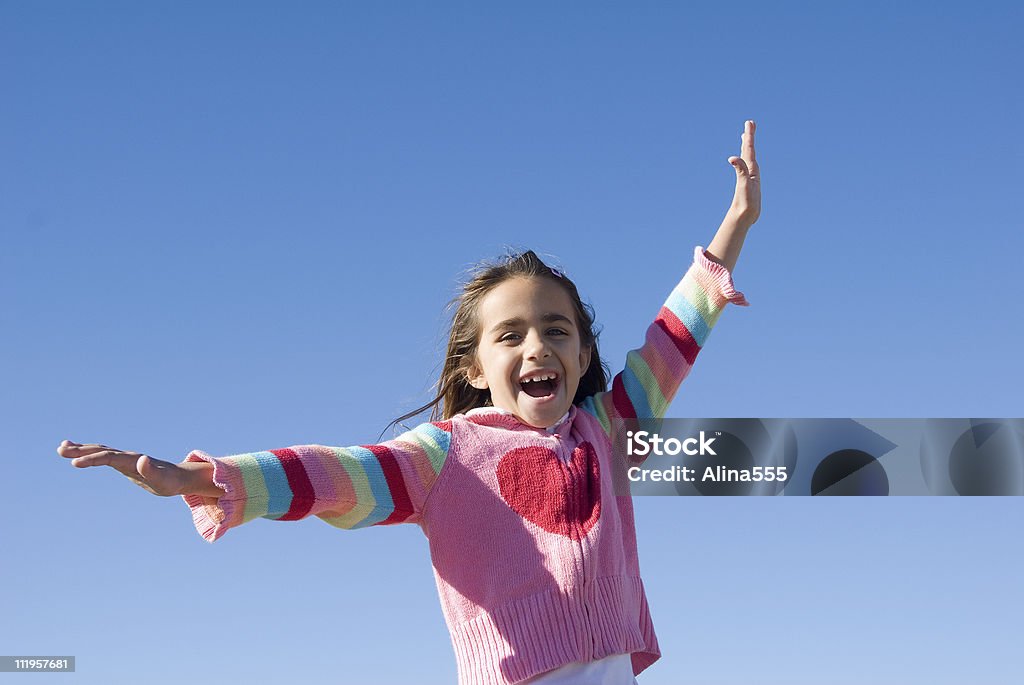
[522,373,557,383]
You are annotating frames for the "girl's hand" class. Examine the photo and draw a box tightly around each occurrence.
[57,439,196,497]
[726,120,761,230]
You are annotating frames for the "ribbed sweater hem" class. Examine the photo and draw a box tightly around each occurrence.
[448,575,659,685]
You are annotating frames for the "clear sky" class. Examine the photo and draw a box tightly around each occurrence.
[3,2,1022,683]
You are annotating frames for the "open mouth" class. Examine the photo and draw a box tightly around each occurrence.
[519,371,560,399]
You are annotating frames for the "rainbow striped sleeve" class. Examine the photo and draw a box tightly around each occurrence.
[180,420,453,542]
[579,246,748,433]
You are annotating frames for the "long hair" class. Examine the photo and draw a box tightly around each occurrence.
[391,249,609,429]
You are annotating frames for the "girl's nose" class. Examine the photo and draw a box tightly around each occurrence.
[524,332,551,359]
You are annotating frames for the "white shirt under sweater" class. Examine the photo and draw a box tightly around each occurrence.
[522,653,638,684]
[478,409,641,685]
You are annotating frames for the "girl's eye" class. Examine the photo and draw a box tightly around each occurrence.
[498,329,567,343]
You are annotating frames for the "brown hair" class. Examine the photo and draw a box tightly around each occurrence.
[391,249,609,428]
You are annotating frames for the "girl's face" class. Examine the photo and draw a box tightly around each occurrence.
[467,276,591,429]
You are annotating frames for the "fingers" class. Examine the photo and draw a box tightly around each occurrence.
[57,441,139,469]
[742,120,756,160]
[727,121,762,228]
[740,120,759,178]
[728,156,750,177]
[70,450,139,469]
[58,440,111,453]
[58,440,108,460]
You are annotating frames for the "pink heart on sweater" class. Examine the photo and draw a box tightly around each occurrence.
[496,442,601,540]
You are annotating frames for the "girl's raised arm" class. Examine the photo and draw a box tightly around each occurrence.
[579,120,760,431]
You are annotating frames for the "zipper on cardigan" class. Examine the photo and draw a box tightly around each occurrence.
[576,465,595,660]
[553,431,597,660]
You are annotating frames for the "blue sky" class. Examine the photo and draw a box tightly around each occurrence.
[2,2,1022,683]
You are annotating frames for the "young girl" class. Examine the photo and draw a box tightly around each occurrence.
[58,120,761,685]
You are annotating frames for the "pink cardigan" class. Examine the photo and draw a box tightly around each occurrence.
[181,247,747,684]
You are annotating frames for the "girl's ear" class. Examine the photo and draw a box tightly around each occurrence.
[579,344,592,375]
[466,363,488,390]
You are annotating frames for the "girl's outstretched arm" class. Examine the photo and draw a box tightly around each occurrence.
[57,440,224,498]
[174,420,453,542]
[60,421,453,543]
[706,120,761,274]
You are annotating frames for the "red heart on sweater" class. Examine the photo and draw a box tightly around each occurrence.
[496,442,601,540]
